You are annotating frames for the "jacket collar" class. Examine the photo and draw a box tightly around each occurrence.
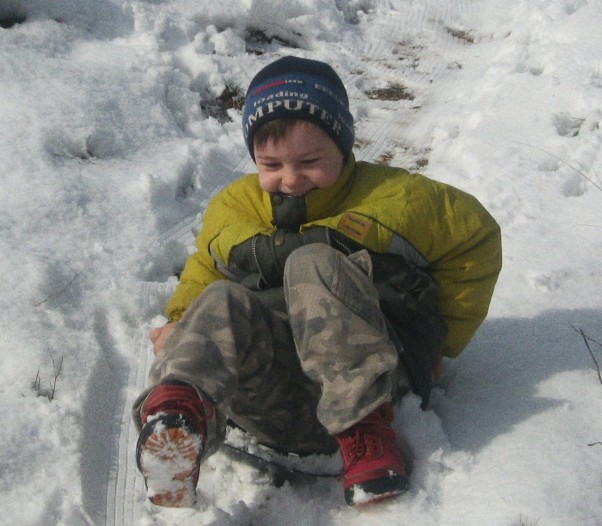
[265,154,356,228]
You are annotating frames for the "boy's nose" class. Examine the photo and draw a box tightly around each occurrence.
[280,168,303,192]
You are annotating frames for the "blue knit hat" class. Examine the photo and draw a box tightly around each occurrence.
[242,56,355,160]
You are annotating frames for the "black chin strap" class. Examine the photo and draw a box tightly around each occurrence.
[270,193,307,231]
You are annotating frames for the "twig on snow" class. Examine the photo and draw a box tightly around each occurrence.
[48,351,64,401]
[572,325,602,384]
[34,271,81,307]
[513,141,602,192]
[31,349,64,401]
[51,151,98,164]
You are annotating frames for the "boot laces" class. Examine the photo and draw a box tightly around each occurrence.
[339,425,382,468]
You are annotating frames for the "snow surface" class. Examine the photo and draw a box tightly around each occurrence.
[1,0,602,525]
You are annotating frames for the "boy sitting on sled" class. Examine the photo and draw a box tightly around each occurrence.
[132,55,502,507]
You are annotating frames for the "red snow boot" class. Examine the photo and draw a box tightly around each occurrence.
[336,402,409,506]
[136,381,215,507]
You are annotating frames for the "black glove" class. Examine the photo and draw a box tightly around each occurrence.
[230,227,362,288]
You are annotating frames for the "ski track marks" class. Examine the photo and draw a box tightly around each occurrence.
[351,1,476,168]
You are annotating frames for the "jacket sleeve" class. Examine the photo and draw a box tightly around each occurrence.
[426,186,502,357]
[164,244,222,322]
[165,175,272,322]
[330,166,502,359]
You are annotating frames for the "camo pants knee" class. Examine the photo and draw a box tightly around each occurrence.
[133,244,405,454]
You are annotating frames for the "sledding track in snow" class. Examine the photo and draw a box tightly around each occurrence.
[99,2,482,524]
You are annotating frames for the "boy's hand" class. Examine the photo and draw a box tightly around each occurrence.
[149,323,175,355]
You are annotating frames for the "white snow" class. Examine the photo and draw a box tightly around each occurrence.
[1,0,601,525]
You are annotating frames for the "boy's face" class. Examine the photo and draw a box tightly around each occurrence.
[254,121,344,196]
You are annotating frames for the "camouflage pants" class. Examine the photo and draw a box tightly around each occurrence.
[133,244,407,455]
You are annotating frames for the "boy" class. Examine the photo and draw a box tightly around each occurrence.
[132,56,502,508]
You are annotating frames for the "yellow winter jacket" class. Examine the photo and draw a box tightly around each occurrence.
[166,155,502,358]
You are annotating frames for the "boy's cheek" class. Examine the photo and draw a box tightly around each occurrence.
[258,174,278,193]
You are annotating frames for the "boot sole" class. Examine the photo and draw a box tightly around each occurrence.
[136,414,202,508]
[345,473,409,506]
